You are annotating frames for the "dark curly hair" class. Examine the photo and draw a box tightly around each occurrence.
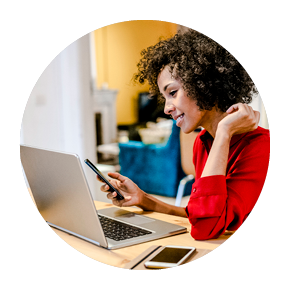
[134,29,257,112]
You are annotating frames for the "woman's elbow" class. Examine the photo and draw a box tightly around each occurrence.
[191,229,223,240]
[189,219,225,240]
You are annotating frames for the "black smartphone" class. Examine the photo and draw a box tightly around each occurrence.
[84,159,124,200]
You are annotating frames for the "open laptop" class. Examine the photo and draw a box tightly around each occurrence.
[20,145,187,249]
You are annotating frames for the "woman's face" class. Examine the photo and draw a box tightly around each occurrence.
[157,66,209,134]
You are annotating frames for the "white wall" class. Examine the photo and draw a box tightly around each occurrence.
[20,33,97,193]
[249,93,269,129]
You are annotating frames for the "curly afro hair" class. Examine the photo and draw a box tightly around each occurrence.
[134,29,257,112]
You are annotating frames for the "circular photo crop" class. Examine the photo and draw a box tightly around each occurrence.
[20,20,270,269]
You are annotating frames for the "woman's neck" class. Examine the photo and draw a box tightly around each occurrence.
[202,108,227,138]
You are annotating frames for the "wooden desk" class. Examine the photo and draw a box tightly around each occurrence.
[50,200,232,268]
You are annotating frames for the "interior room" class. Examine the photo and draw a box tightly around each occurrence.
[20,20,269,207]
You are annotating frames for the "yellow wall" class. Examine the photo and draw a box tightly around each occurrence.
[93,21,177,125]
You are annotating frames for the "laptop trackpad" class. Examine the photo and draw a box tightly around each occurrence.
[113,209,154,225]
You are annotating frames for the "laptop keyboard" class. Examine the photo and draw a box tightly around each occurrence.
[98,215,152,241]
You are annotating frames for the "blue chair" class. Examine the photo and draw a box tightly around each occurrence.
[118,122,193,198]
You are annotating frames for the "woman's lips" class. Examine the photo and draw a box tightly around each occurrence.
[176,113,184,126]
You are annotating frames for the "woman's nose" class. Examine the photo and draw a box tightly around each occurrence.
[164,102,175,115]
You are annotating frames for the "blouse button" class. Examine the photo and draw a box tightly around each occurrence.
[192,188,196,193]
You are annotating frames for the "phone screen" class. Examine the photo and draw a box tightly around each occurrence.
[150,247,193,264]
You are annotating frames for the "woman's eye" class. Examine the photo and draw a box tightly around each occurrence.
[170,90,177,96]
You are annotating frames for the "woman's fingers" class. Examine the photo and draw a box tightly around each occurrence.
[98,172,125,189]
[107,192,132,207]
[96,175,103,182]
[226,103,241,114]
[107,191,117,199]
[220,103,260,136]
[107,172,126,182]
[101,183,112,192]
[227,103,259,124]
[245,105,260,128]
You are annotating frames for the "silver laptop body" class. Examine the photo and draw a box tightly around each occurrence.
[20,145,187,249]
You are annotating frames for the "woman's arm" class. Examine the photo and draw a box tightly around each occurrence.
[100,172,187,217]
[201,103,260,178]
[187,127,269,240]
[186,103,263,240]
[137,191,187,217]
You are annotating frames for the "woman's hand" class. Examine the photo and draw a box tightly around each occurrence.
[201,103,260,178]
[98,172,187,217]
[218,103,260,137]
[98,172,145,208]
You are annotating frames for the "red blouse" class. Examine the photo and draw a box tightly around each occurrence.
[185,126,270,240]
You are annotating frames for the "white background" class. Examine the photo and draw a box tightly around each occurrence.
[1,1,289,289]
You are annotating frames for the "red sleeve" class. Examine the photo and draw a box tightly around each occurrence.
[185,130,270,240]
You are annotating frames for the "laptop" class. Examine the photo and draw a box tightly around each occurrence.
[20,145,187,249]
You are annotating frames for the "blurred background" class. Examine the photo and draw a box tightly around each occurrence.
[20,20,269,204]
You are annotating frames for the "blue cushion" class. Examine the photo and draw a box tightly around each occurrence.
[118,122,192,197]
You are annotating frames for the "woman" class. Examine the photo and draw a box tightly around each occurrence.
[99,29,270,240]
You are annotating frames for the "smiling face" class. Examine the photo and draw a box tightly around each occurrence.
[157,66,211,134]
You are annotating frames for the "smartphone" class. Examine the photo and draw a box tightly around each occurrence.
[84,159,124,200]
[144,245,196,269]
